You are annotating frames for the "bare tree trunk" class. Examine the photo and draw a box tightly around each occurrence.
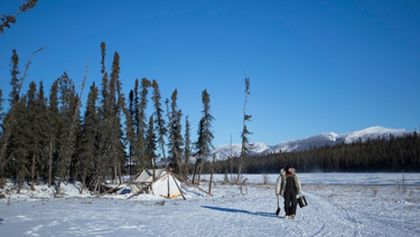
[113,160,118,185]
[229,157,233,183]
[118,164,122,184]
[236,159,242,184]
[30,154,36,191]
[151,157,156,181]
[48,140,53,187]
[81,175,86,194]
[191,159,199,184]
[197,162,203,185]
[208,157,215,195]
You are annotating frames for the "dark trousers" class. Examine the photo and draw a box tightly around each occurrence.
[284,192,297,215]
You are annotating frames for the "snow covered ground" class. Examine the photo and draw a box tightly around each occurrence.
[1,173,419,237]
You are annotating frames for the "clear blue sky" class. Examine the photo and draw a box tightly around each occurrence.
[1,0,419,146]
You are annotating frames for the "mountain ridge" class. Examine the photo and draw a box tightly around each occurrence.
[212,126,411,160]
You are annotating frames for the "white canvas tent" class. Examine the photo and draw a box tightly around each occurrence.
[130,169,184,199]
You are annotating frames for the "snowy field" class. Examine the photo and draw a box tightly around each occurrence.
[1,173,420,237]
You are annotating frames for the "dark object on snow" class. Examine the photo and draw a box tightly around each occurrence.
[297,195,308,208]
[275,207,280,216]
[120,188,131,195]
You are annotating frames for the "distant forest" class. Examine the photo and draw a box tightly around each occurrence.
[208,133,420,173]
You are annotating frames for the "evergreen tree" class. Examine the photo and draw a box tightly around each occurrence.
[47,81,60,187]
[152,80,167,161]
[79,83,99,191]
[136,78,151,172]
[0,50,22,187]
[108,52,125,183]
[10,97,29,193]
[0,89,4,135]
[236,77,251,183]
[9,49,20,106]
[133,79,140,138]
[35,82,49,183]
[145,115,157,179]
[168,89,183,174]
[26,81,39,191]
[56,72,78,192]
[183,116,191,177]
[97,42,112,191]
[128,89,135,177]
[192,89,214,184]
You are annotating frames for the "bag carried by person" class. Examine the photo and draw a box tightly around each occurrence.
[275,195,281,216]
[297,195,308,208]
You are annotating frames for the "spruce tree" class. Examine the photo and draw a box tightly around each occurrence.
[79,83,99,191]
[193,89,214,184]
[136,78,151,172]
[56,72,78,193]
[27,81,39,191]
[9,49,20,106]
[236,77,251,183]
[47,81,60,187]
[97,42,112,190]
[35,82,49,183]
[152,80,167,161]
[145,115,157,179]
[128,90,135,177]
[0,89,4,135]
[10,97,29,193]
[168,89,183,175]
[116,79,136,182]
[0,50,22,187]
[183,116,191,177]
[108,52,125,183]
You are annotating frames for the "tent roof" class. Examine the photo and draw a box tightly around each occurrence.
[133,169,169,183]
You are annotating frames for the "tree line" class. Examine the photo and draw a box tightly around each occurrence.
[209,133,420,174]
[0,42,215,193]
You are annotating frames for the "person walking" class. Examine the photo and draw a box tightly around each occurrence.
[280,167,302,219]
[275,168,286,215]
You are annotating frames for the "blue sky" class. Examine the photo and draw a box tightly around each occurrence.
[0,0,419,146]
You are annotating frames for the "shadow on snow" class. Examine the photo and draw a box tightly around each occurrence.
[201,205,277,218]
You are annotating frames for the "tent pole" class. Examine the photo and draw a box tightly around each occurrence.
[171,171,186,200]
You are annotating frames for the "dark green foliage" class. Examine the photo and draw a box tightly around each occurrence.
[168,89,183,174]
[213,134,420,173]
[152,80,167,160]
[0,89,4,134]
[135,78,151,172]
[183,116,191,176]
[193,89,213,184]
[145,115,157,168]
[9,97,29,192]
[79,83,99,189]
[56,73,79,185]
[47,81,60,186]
[195,89,214,159]
[9,49,20,106]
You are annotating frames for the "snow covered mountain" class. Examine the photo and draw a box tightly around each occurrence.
[212,142,269,160]
[212,126,410,160]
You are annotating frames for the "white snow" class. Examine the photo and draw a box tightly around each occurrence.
[1,173,419,237]
[212,142,270,160]
[212,126,411,159]
[343,126,409,144]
